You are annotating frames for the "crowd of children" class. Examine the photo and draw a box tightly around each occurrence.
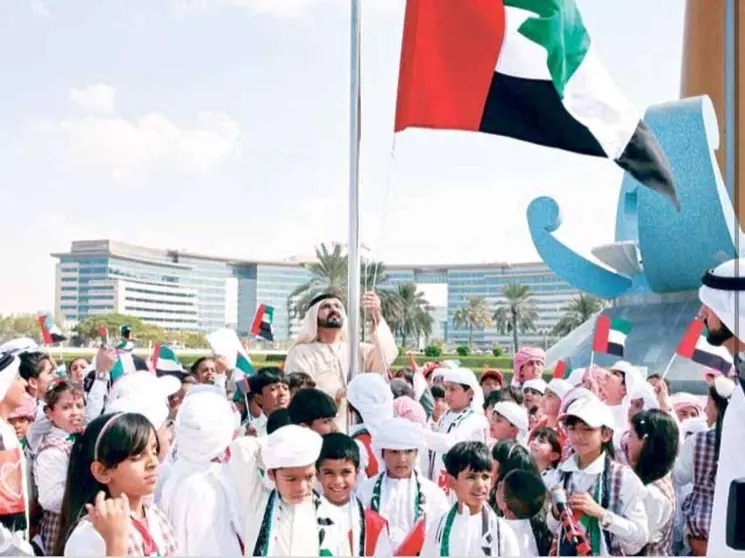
[0,335,736,556]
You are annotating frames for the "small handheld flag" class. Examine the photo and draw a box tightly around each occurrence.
[110,353,136,383]
[250,304,275,342]
[97,325,109,345]
[37,315,66,345]
[152,344,183,373]
[235,352,256,394]
[553,359,572,379]
[676,319,733,373]
[592,316,632,357]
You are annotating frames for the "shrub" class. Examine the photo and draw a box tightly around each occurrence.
[456,345,472,357]
[424,344,442,358]
[492,345,505,357]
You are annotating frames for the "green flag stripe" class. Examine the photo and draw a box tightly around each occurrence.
[503,0,590,97]
[610,318,632,335]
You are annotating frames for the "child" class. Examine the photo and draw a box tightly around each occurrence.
[347,373,394,479]
[425,368,489,497]
[286,371,316,396]
[496,469,553,556]
[288,387,338,435]
[357,417,449,556]
[479,369,504,397]
[429,384,448,429]
[19,351,56,452]
[534,378,571,433]
[228,424,342,556]
[625,409,679,556]
[34,380,85,555]
[522,378,546,413]
[422,441,520,556]
[247,368,291,437]
[673,376,735,556]
[267,408,292,435]
[489,401,528,444]
[316,433,393,556]
[549,396,649,556]
[7,394,36,454]
[528,426,562,488]
[670,392,704,422]
[489,439,541,510]
[57,412,178,556]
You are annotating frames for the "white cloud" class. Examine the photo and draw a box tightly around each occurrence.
[38,89,241,182]
[69,84,117,115]
[29,0,51,17]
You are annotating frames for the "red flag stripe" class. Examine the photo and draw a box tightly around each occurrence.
[250,304,266,337]
[37,316,53,345]
[676,319,705,358]
[151,343,161,371]
[592,315,611,353]
[395,0,506,133]
[553,360,567,379]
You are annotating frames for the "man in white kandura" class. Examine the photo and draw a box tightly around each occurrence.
[697,259,745,556]
[284,292,397,432]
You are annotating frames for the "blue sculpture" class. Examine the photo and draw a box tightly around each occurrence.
[529,96,741,391]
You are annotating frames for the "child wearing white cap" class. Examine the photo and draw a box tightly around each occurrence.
[521,379,546,413]
[357,418,449,556]
[424,368,489,500]
[489,401,528,446]
[547,396,649,556]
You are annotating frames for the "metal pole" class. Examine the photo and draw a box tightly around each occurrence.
[347,0,362,385]
[724,0,735,203]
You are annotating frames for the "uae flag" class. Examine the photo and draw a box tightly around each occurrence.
[235,351,255,394]
[110,353,136,383]
[38,314,66,344]
[250,304,275,342]
[553,359,572,379]
[592,315,631,357]
[151,344,183,373]
[676,319,733,374]
[395,0,679,208]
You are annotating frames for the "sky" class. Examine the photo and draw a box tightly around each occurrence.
[0,0,686,314]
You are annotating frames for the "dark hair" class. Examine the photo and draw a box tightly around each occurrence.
[708,382,731,457]
[443,441,492,477]
[249,368,288,395]
[528,426,562,469]
[286,371,316,391]
[45,380,84,410]
[430,385,446,399]
[390,378,416,399]
[528,406,539,417]
[486,385,523,406]
[288,388,337,425]
[501,470,552,555]
[55,413,158,556]
[266,408,292,435]
[491,440,540,484]
[182,374,199,385]
[630,409,679,485]
[190,356,215,376]
[646,373,671,391]
[19,352,53,380]
[317,432,360,470]
[563,416,615,458]
[67,358,88,371]
[394,369,416,387]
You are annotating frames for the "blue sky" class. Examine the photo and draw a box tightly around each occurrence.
[0,0,685,313]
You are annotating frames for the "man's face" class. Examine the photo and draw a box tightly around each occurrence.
[316,298,345,329]
[701,305,734,346]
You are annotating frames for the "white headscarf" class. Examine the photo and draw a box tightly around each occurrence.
[174,390,235,463]
[262,425,323,469]
[106,395,169,431]
[0,338,38,355]
[291,295,348,347]
[699,258,745,340]
[347,373,393,429]
[436,367,484,413]
[0,354,20,401]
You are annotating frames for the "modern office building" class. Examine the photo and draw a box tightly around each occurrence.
[53,241,581,347]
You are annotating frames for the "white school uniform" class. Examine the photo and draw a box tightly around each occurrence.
[33,427,71,515]
[320,495,394,557]
[504,518,539,556]
[422,503,521,557]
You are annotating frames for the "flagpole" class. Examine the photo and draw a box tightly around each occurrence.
[724,0,735,202]
[660,354,677,381]
[589,351,595,370]
[347,0,362,389]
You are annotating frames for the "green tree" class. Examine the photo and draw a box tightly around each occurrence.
[551,293,605,337]
[492,283,538,354]
[287,243,399,334]
[0,314,44,343]
[452,296,492,347]
[74,313,144,341]
[388,283,434,349]
[180,332,208,349]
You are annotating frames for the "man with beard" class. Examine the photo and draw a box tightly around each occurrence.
[284,292,397,433]
[697,259,745,556]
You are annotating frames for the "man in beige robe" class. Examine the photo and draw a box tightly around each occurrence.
[284,291,397,432]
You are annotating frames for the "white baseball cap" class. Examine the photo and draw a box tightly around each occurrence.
[546,379,573,400]
[493,401,529,433]
[107,371,181,407]
[522,378,547,394]
[560,397,615,430]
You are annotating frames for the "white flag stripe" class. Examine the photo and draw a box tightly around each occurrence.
[495,7,551,80]
[608,329,627,347]
[561,45,638,159]
[157,358,182,372]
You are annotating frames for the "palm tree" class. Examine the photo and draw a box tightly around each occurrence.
[287,243,397,329]
[551,293,605,337]
[452,296,492,347]
[492,283,538,354]
[389,283,434,348]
